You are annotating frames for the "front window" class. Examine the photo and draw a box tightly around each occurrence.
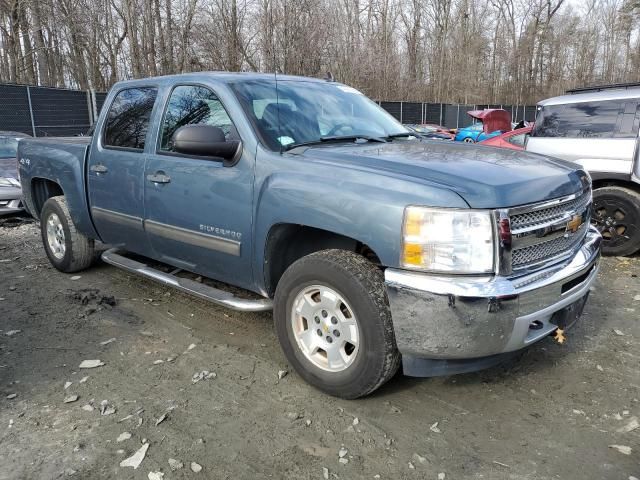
[230,80,408,151]
[160,85,238,152]
[0,136,19,158]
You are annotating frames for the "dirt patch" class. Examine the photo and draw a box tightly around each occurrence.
[1,221,639,479]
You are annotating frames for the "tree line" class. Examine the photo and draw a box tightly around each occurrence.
[1,0,639,105]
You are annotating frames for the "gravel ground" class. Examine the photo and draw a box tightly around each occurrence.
[1,218,639,480]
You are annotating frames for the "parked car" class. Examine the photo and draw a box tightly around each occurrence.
[454,109,512,143]
[526,83,640,256]
[18,73,601,398]
[480,125,533,150]
[404,124,453,140]
[0,131,30,215]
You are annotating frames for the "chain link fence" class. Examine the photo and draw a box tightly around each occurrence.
[0,84,98,137]
[0,83,537,137]
[378,101,537,127]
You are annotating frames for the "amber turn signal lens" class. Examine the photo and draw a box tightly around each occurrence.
[402,243,423,265]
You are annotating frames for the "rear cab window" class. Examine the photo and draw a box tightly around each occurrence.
[532,99,640,139]
[103,87,158,150]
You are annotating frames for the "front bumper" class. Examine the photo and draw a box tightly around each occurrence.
[0,186,24,215]
[385,225,601,375]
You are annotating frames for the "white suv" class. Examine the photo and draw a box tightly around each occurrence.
[526,83,640,256]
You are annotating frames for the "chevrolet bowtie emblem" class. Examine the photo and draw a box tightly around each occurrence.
[566,214,583,233]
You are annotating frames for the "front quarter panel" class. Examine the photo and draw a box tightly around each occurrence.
[252,148,470,292]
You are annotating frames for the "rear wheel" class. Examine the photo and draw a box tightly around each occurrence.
[462,137,475,143]
[273,250,400,399]
[592,186,640,256]
[40,196,95,272]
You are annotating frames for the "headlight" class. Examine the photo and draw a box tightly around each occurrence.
[401,206,494,273]
[0,177,20,187]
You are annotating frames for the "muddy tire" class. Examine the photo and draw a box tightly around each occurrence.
[592,186,640,257]
[40,196,95,273]
[274,249,400,399]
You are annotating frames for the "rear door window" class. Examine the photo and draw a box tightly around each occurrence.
[103,87,158,150]
[532,100,640,139]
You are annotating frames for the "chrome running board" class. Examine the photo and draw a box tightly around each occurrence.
[101,248,273,312]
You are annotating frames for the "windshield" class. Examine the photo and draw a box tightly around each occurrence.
[231,80,408,151]
[0,136,19,158]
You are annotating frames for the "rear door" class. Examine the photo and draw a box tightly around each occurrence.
[87,87,157,254]
[87,87,158,253]
[142,84,254,288]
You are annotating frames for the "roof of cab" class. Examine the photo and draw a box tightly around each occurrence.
[538,86,640,107]
[113,71,331,88]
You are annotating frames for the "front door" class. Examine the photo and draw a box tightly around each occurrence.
[87,86,158,254]
[143,84,254,288]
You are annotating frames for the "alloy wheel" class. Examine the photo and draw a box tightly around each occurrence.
[46,213,66,260]
[592,197,637,249]
[290,284,360,372]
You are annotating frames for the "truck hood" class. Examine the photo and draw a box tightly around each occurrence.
[298,140,588,208]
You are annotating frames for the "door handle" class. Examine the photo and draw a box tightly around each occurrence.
[90,164,108,174]
[147,172,171,184]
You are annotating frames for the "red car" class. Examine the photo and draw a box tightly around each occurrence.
[479,125,533,150]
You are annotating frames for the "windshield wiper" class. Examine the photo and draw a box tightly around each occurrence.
[383,132,416,140]
[283,135,387,151]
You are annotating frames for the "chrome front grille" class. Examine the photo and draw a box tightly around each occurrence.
[507,188,592,272]
[510,193,591,231]
[511,223,587,267]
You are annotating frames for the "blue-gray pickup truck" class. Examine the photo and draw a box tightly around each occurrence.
[18,73,601,398]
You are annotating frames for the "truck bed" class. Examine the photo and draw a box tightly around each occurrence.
[18,135,99,239]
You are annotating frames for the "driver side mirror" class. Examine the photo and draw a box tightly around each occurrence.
[172,125,241,163]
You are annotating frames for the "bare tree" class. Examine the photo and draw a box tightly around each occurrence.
[0,0,639,104]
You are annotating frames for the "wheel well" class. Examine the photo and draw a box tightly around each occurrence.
[264,224,382,296]
[592,179,640,194]
[31,178,63,217]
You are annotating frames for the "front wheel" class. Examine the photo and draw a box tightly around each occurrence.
[273,250,400,399]
[40,196,95,272]
[462,137,475,143]
[592,186,640,256]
